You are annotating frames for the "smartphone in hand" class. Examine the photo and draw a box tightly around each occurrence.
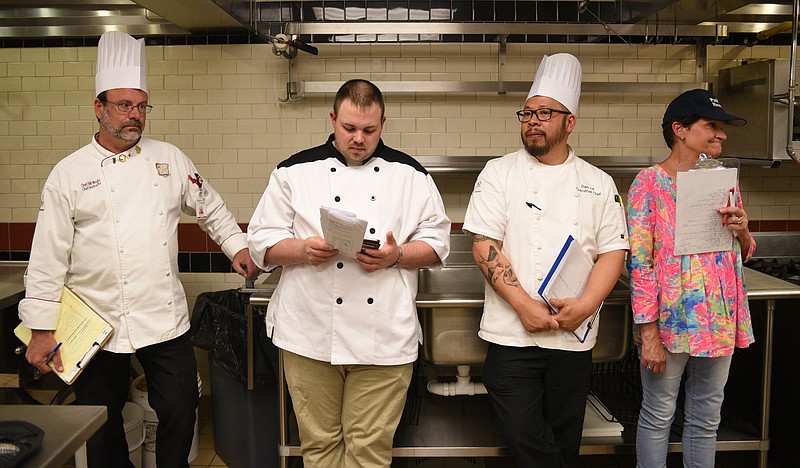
[360,239,381,254]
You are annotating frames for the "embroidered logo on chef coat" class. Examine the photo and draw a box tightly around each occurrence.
[156,163,170,178]
[576,184,601,196]
[80,179,102,192]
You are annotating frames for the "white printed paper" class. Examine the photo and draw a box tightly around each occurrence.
[319,206,368,259]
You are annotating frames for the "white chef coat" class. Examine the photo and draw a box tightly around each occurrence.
[19,136,247,353]
[248,136,451,366]
[463,147,629,351]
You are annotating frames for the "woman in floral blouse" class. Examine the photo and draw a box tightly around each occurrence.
[627,89,755,467]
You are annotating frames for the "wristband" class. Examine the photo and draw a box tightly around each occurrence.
[391,246,403,268]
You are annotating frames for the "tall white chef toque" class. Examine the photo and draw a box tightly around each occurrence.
[95,31,148,97]
[526,53,582,115]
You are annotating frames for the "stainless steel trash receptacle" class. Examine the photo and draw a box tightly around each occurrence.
[210,361,278,468]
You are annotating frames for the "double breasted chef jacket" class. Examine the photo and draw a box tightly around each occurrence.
[19,137,248,353]
[248,135,451,366]
[463,148,629,351]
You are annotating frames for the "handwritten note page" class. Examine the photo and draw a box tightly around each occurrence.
[319,206,368,259]
[15,287,113,384]
[675,167,738,256]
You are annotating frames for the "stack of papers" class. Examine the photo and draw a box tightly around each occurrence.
[14,287,113,384]
[537,235,599,343]
[582,393,624,438]
[320,206,368,259]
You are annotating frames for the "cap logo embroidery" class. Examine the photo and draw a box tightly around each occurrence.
[709,97,722,108]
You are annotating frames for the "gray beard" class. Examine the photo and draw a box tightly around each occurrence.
[100,108,143,142]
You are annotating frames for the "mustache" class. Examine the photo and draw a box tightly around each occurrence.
[123,120,143,129]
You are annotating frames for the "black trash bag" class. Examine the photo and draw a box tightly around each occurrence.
[0,421,44,468]
[190,289,278,387]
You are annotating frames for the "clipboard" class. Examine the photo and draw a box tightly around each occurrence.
[674,154,740,255]
[15,287,114,385]
[537,235,599,343]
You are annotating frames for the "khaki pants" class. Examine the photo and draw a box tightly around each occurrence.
[283,350,413,468]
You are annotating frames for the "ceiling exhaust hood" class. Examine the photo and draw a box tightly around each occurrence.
[3,0,799,46]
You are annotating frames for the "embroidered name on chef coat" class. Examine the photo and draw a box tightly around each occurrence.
[577,183,601,196]
[80,179,102,192]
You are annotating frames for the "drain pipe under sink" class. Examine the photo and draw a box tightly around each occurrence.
[426,365,488,396]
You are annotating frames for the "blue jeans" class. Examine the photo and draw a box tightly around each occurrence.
[636,351,732,468]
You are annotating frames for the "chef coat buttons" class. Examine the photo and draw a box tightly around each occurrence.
[537,276,543,281]
[163,241,167,246]
[535,215,541,221]
[337,262,344,269]
[336,298,343,305]
[367,298,374,304]
[574,192,579,198]
[370,196,376,201]
[537,245,542,250]
[123,280,128,285]
[159,211,163,216]
[168,300,172,305]
[572,219,578,225]
[154,182,158,187]
[110,187,115,192]
[330,167,336,172]
[374,167,380,172]
[334,196,341,202]
[119,248,124,253]
[166,272,170,277]
[115,218,120,223]
[369,228,376,234]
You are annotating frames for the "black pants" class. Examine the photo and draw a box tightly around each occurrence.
[74,332,198,468]
[483,343,592,468]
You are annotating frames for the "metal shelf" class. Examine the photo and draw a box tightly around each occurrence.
[301,81,701,95]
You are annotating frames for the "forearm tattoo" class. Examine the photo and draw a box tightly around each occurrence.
[477,244,520,289]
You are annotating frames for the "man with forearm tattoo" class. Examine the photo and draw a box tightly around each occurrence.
[462,53,629,468]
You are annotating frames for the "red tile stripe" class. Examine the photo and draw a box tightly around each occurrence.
[0,221,795,253]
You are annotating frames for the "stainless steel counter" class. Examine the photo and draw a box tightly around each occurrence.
[0,261,26,310]
[248,267,800,468]
[0,405,106,468]
[248,267,800,308]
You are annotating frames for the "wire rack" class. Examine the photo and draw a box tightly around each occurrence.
[589,342,763,432]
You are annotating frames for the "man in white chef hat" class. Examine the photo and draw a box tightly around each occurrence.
[19,31,258,467]
[464,53,629,466]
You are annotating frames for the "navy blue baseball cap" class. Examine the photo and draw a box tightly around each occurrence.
[662,89,746,127]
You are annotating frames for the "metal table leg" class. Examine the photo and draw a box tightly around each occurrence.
[278,348,288,468]
[758,299,774,468]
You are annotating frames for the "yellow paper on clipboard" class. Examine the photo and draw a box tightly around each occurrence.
[14,287,114,385]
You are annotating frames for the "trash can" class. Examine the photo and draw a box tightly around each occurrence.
[190,289,279,468]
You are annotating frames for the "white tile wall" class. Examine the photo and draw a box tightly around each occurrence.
[2,39,796,213]
[3,42,800,388]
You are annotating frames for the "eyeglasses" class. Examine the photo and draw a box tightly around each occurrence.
[106,100,154,114]
[516,108,571,123]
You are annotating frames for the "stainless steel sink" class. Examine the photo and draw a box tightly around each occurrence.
[417,264,631,366]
